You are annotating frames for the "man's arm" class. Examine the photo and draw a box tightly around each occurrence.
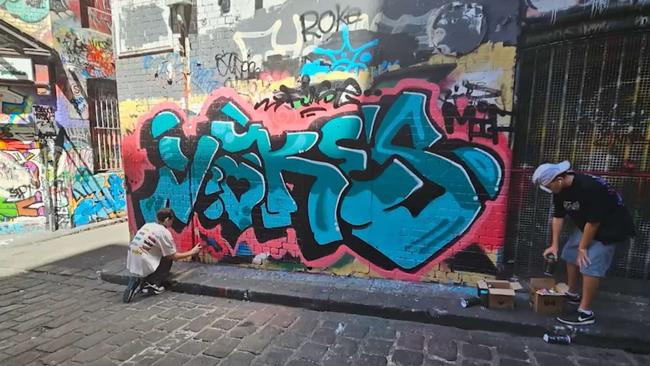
[544,217,564,258]
[159,230,202,261]
[551,217,564,247]
[576,221,600,267]
[168,245,201,261]
[579,222,600,250]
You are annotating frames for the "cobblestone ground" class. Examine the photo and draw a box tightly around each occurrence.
[0,272,646,366]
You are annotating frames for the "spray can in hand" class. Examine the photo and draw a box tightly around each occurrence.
[544,253,557,277]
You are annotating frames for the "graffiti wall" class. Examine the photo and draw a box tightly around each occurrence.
[0,0,53,44]
[47,0,124,229]
[55,28,114,79]
[70,169,125,226]
[0,0,123,235]
[0,60,47,234]
[0,144,46,234]
[52,0,114,121]
[118,0,519,282]
[50,127,125,229]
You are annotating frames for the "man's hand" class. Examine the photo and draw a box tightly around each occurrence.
[190,243,203,255]
[543,245,558,258]
[576,248,591,268]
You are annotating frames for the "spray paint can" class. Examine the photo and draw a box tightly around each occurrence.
[543,333,571,345]
[460,297,482,308]
[544,253,557,276]
[551,325,571,336]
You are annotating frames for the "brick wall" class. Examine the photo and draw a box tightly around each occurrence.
[117,0,519,284]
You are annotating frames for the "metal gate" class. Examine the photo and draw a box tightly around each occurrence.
[508,31,650,281]
[88,79,121,172]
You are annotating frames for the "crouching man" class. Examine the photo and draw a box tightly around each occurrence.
[124,208,201,302]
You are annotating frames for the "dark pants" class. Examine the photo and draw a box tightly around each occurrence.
[144,257,172,286]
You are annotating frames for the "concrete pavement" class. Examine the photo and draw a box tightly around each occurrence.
[0,220,129,278]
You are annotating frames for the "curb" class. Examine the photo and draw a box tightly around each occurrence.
[101,270,650,354]
[68,217,128,235]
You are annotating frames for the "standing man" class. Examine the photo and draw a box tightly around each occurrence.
[124,208,202,302]
[532,161,635,325]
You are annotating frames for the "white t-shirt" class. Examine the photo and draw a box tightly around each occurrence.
[126,223,177,276]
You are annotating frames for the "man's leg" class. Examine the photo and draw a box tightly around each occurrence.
[560,231,581,301]
[558,240,615,325]
[144,257,172,287]
[566,262,580,294]
[580,275,600,311]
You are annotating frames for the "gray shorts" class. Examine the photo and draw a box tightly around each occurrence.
[560,230,621,278]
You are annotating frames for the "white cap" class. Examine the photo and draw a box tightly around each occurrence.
[532,161,571,193]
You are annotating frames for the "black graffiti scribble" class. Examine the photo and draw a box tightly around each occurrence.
[254,76,370,117]
[33,105,57,137]
[214,51,260,80]
[441,81,512,145]
[299,5,363,41]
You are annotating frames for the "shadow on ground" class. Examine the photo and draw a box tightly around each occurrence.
[31,244,127,279]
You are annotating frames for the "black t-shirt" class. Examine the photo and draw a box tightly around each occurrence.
[553,173,635,243]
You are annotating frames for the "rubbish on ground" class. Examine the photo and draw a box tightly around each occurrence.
[335,323,345,335]
[252,253,269,265]
[543,333,571,345]
[460,297,482,308]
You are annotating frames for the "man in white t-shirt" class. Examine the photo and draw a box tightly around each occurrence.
[124,208,201,302]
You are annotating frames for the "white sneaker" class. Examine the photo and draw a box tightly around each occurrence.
[143,283,165,295]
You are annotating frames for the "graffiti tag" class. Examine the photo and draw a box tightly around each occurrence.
[301,25,378,76]
[299,5,363,41]
[33,105,57,137]
[254,77,364,117]
[214,51,260,80]
[71,168,125,226]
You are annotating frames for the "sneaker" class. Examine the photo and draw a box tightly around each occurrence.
[565,292,581,305]
[142,282,165,295]
[557,310,595,326]
[123,277,141,303]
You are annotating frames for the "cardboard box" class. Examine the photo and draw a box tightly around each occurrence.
[529,278,569,314]
[476,280,523,310]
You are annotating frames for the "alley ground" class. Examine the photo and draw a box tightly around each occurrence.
[0,224,647,366]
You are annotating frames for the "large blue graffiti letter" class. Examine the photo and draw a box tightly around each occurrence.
[140,112,219,223]
[341,91,502,269]
[212,155,265,230]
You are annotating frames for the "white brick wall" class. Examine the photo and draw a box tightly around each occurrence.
[114,0,173,56]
